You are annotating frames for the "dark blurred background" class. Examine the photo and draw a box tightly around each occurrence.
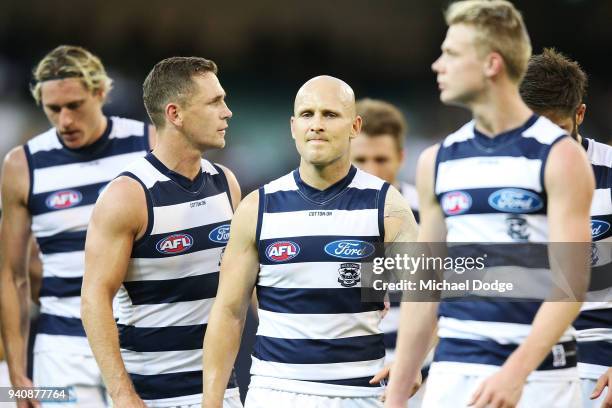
[2,0,611,400]
[1,0,611,193]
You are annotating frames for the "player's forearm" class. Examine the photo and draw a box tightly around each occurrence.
[504,301,582,378]
[0,266,30,380]
[81,293,136,400]
[203,303,246,407]
[386,301,438,404]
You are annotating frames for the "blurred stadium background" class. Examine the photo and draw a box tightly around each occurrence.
[1,0,611,193]
[1,0,611,399]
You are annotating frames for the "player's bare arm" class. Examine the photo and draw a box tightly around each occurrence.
[369,185,420,396]
[385,145,442,407]
[0,146,39,407]
[203,190,259,408]
[81,176,148,408]
[470,137,594,408]
[383,185,418,243]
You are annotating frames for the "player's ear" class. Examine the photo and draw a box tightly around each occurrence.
[576,104,586,126]
[165,102,182,128]
[484,52,504,79]
[350,116,362,139]
[290,116,296,140]
[93,87,107,103]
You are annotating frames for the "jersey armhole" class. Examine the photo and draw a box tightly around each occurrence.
[378,182,391,242]
[120,171,154,249]
[255,187,265,248]
[212,163,233,213]
[23,144,34,209]
[433,144,445,199]
[540,134,568,198]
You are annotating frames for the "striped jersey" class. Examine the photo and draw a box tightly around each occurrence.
[24,116,149,354]
[432,115,578,379]
[116,153,237,407]
[575,137,612,380]
[251,166,388,397]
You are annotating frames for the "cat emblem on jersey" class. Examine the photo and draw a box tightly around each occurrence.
[506,215,530,241]
[338,263,361,287]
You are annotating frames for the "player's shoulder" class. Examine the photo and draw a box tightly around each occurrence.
[583,137,612,168]
[441,121,475,148]
[109,116,147,139]
[94,174,147,227]
[1,146,29,201]
[2,145,28,172]
[349,167,387,190]
[24,126,61,154]
[262,171,299,194]
[521,115,567,145]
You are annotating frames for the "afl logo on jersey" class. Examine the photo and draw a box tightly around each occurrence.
[266,241,300,262]
[488,188,543,213]
[209,224,230,244]
[441,191,472,216]
[45,190,82,210]
[156,234,194,254]
[324,240,375,260]
[591,220,610,239]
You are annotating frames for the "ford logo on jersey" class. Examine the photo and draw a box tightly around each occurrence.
[324,240,375,260]
[209,224,230,244]
[266,241,300,262]
[488,188,543,213]
[441,191,472,216]
[591,220,611,239]
[45,190,82,210]
[156,234,194,254]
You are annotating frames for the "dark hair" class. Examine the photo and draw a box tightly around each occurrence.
[356,98,407,151]
[143,56,218,128]
[520,48,587,117]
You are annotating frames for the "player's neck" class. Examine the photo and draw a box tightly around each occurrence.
[151,131,203,181]
[299,158,352,191]
[471,85,532,137]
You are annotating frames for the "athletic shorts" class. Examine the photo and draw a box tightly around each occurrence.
[245,387,383,408]
[33,350,106,407]
[422,366,582,408]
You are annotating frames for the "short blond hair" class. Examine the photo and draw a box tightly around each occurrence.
[445,0,531,83]
[30,45,113,105]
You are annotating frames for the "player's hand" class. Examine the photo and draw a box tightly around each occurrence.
[113,392,148,407]
[10,375,41,408]
[382,300,391,319]
[591,367,612,408]
[371,364,422,403]
[468,367,526,408]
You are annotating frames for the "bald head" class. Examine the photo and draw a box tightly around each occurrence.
[294,75,356,117]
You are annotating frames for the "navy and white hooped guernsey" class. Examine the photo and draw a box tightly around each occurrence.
[116,153,238,407]
[432,115,578,379]
[24,116,149,355]
[251,166,389,397]
[575,137,612,380]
